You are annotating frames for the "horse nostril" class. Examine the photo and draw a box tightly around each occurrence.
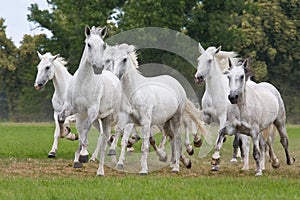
[38,83,43,87]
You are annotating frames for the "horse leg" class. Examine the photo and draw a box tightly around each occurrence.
[274,120,295,165]
[183,116,194,156]
[90,119,103,162]
[140,123,151,175]
[259,135,266,170]
[211,113,227,171]
[251,129,262,176]
[240,134,250,170]
[169,114,183,173]
[96,116,112,176]
[127,127,140,152]
[73,143,83,168]
[231,134,239,163]
[211,127,226,171]
[266,135,280,169]
[191,121,202,148]
[149,129,167,162]
[64,115,78,141]
[78,107,98,163]
[116,123,134,169]
[48,112,61,158]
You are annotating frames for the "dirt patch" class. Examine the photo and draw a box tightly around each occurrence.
[1,156,299,179]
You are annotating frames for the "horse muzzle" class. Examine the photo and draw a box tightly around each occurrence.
[228,93,239,104]
[34,82,44,90]
[92,64,104,75]
[194,75,204,85]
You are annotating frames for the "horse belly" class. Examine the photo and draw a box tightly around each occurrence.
[151,93,180,125]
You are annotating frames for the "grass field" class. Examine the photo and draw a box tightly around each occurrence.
[0,122,299,199]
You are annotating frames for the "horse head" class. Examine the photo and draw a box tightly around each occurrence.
[102,43,136,79]
[84,25,107,74]
[194,43,221,84]
[34,52,60,90]
[226,58,252,104]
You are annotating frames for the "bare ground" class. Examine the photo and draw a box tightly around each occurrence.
[1,155,299,179]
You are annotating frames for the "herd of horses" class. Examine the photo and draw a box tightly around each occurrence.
[34,26,295,177]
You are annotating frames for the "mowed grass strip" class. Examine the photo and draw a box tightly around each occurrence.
[0,123,300,200]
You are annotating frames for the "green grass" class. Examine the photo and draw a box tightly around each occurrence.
[0,123,300,200]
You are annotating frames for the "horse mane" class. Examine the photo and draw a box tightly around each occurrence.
[215,49,239,72]
[118,43,139,69]
[90,26,103,35]
[43,52,68,68]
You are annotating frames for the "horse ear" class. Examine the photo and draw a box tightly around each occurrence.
[37,51,43,60]
[228,58,233,69]
[99,26,107,38]
[198,43,205,54]
[243,58,253,78]
[215,46,222,54]
[128,45,135,53]
[51,54,60,62]
[85,26,91,37]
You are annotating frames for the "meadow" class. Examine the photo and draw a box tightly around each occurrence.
[0,122,299,199]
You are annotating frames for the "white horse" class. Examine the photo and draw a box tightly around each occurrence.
[58,26,122,176]
[217,58,295,176]
[194,43,251,170]
[34,52,78,158]
[100,43,207,174]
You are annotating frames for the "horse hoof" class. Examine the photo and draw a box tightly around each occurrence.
[255,169,263,176]
[194,138,203,148]
[159,154,168,162]
[139,171,148,176]
[187,148,194,156]
[79,155,89,163]
[73,162,83,168]
[211,158,220,166]
[96,173,104,177]
[230,158,238,163]
[47,152,56,158]
[171,168,179,173]
[211,165,219,171]
[107,149,116,156]
[117,163,124,169]
[185,160,192,169]
[272,159,280,169]
[288,157,296,165]
[65,127,71,134]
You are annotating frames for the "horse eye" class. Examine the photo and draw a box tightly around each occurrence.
[87,43,91,48]
[123,58,127,63]
[46,66,50,70]
[240,75,244,80]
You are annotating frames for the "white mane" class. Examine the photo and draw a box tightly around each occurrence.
[206,46,239,72]
[117,43,139,69]
[42,52,68,67]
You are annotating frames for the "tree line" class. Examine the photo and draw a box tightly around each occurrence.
[0,0,299,123]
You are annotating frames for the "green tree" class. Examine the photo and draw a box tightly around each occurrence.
[0,18,17,120]
[28,0,124,74]
[10,34,52,121]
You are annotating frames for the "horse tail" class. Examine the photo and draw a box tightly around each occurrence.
[184,99,210,142]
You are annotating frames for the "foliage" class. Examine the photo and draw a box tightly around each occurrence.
[0,1,299,122]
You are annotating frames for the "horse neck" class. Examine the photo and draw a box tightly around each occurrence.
[77,49,95,82]
[205,59,229,98]
[236,83,252,113]
[121,60,144,95]
[52,61,72,98]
